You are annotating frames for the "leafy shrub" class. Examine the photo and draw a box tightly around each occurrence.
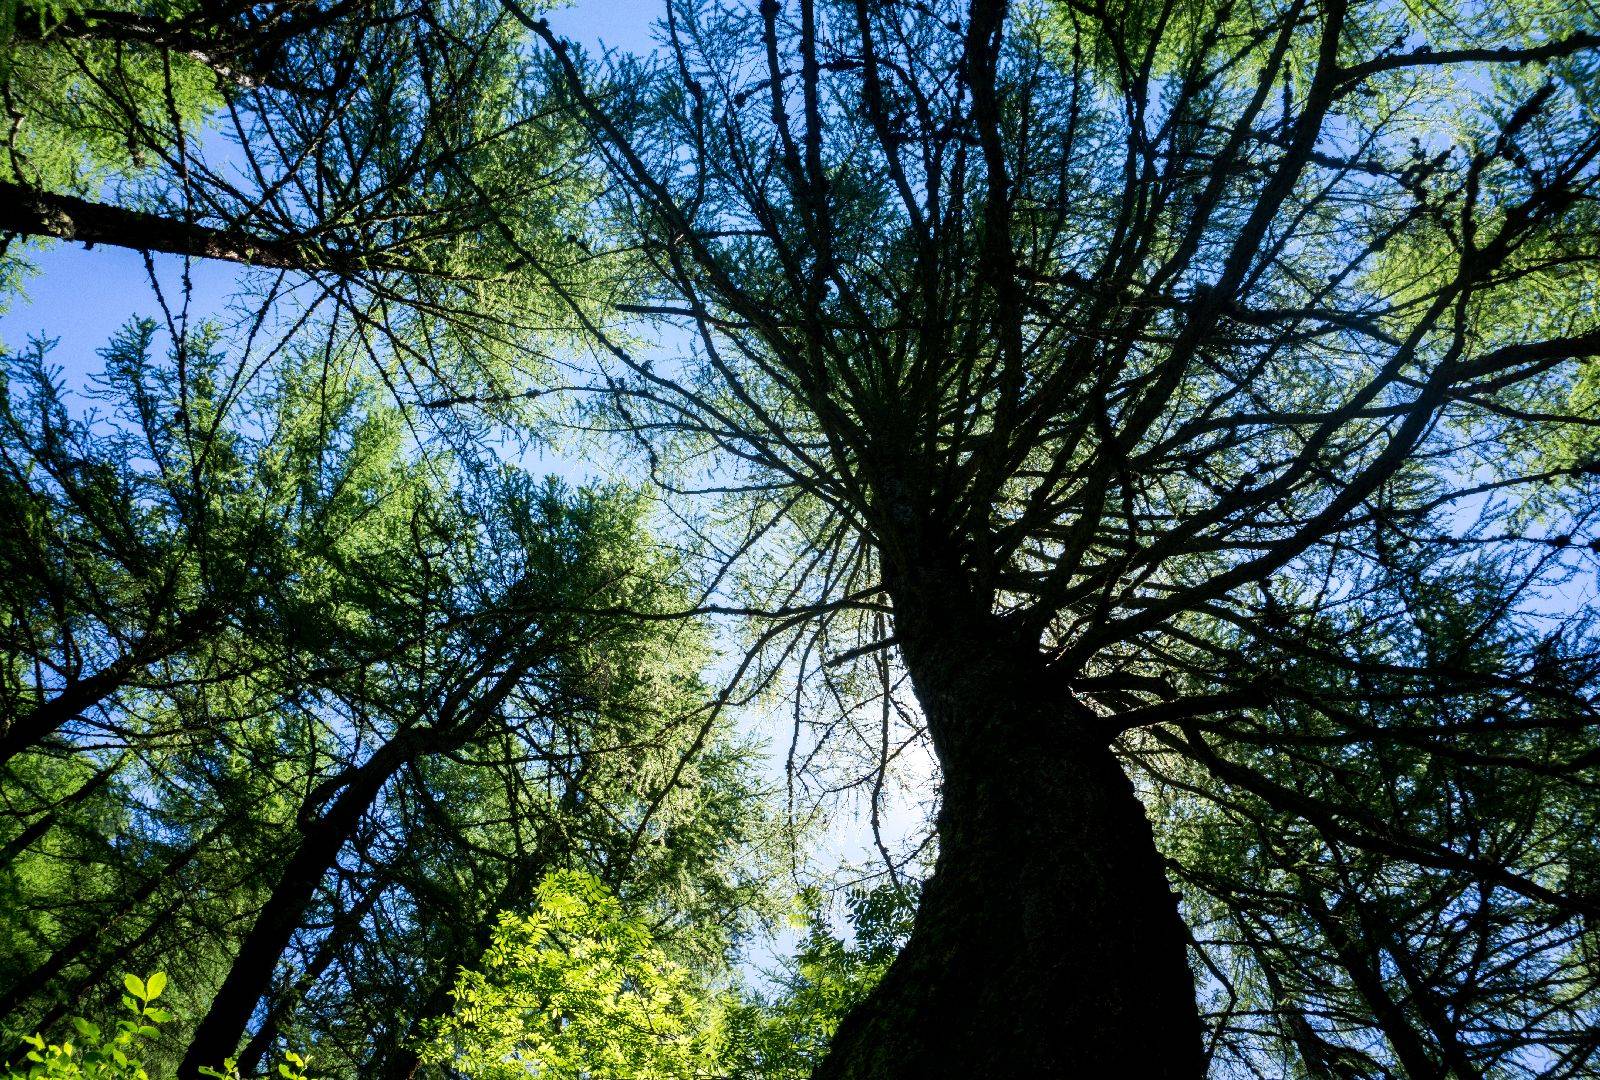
[421,871,732,1080]
[2,975,306,1080]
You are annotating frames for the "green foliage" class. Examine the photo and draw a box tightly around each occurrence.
[0,317,781,1075]
[1140,552,1600,1073]
[723,884,914,1080]
[3,973,170,1080]
[196,1051,308,1080]
[421,871,734,1080]
[0,0,221,197]
[5,0,1596,1073]
[0,0,612,413]
[425,872,913,1080]
[2,973,306,1080]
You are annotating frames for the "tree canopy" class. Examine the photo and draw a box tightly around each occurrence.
[4,0,1600,1076]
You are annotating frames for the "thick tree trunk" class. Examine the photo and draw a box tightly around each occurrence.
[815,588,1204,1078]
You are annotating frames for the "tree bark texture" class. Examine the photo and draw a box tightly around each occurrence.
[815,582,1204,1078]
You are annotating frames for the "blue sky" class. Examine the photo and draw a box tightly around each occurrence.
[0,0,663,375]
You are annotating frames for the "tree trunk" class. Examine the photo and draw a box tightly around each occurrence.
[370,854,550,1080]
[0,660,136,766]
[1299,884,1442,1077]
[0,181,401,273]
[372,981,448,1080]
[233,880,392,1077]
[0,754,123,867]
[815,588,1204,1078]
[24,892,186,1047]
[0,607,221,766]
[176,752,401,1080]
[177,650,524,1080]
[0,819,226,1020]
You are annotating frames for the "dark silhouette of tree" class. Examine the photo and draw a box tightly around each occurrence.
[7,0,1600,1074]
[514,0,1600,1073]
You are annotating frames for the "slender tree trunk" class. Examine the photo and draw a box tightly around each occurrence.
[0,181,399,273]
[0,754,123,867]
[0,607,221,766]
[372,856,549,1080]
[815,584,1204,1078]
[1300,885,1442,1077]
[373,979,450,1080]
[180,650,527,1078]
[0,820,225,1019]
[24,892,186,1045]
[176,749,404,1079]
[233,881,391,1077]
[0,661,136,766]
